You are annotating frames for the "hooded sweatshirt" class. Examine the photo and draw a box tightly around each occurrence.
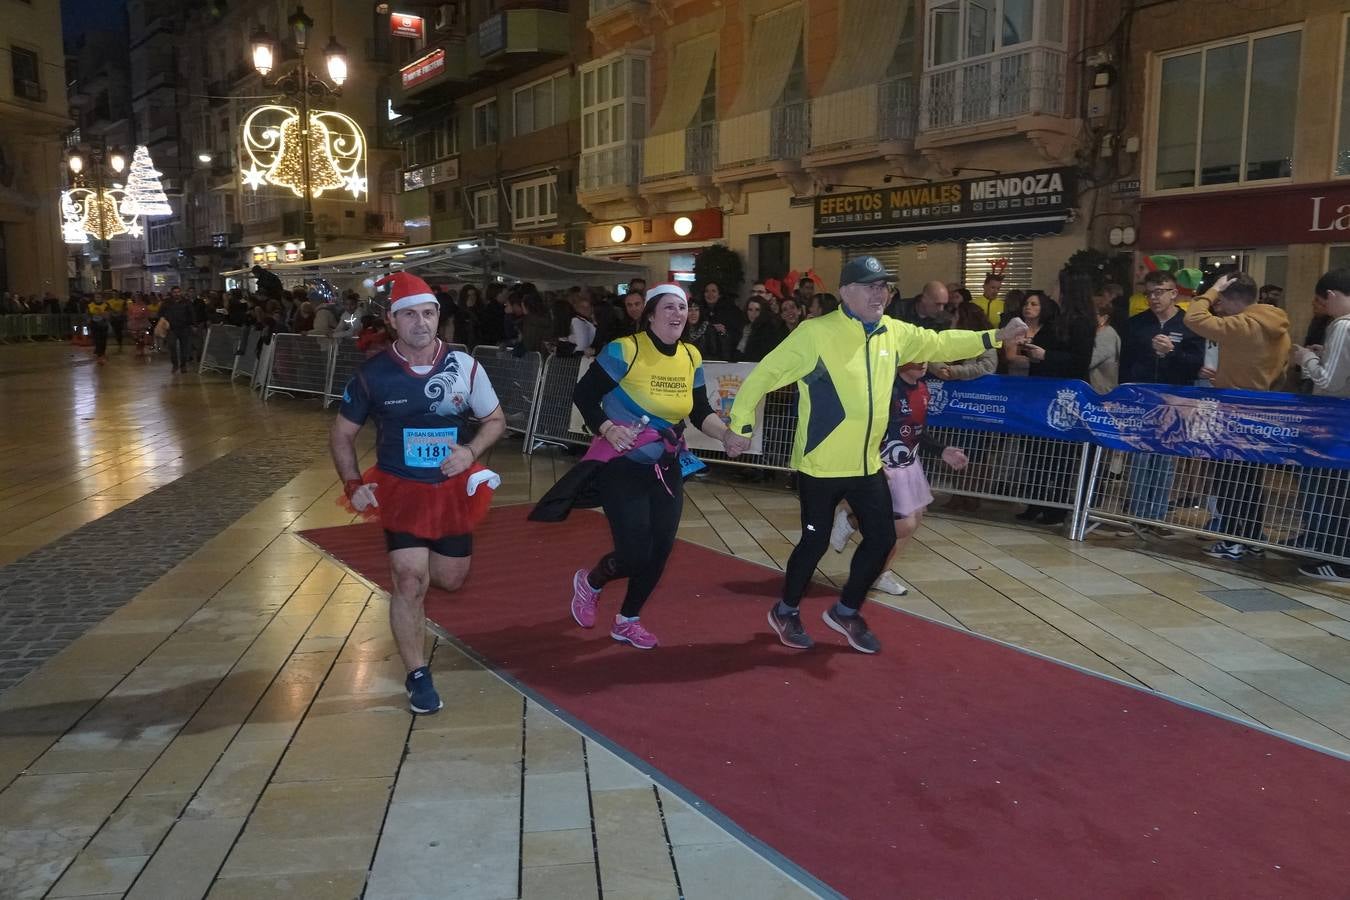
[1183,289,1290,391]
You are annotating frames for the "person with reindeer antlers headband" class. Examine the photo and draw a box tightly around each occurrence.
[973,258,1009,326]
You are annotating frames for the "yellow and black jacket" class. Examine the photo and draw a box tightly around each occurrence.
[729,308,999,478]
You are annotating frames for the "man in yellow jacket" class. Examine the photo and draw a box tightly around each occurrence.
[727,256,1027,653]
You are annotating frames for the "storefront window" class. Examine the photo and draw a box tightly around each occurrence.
[1328,245,1350,271]
[1152,29,1299,191]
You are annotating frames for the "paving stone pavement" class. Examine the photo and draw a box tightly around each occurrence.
[0,424,331,693]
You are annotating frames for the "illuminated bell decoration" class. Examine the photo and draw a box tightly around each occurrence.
[240,104,367,200]
[267,115,346,196]
[84,191,130,240]
[60,187,139,242]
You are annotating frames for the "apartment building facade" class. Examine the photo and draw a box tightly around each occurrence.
[577,0,1111,294]
[0,0,71,297]
[1127,0,1350,339]
[392,0,590,254]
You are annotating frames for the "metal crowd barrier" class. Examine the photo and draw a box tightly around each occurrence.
[0,314,69,341]
[325,337,366,408]
[234,328,263,382]
[198,324,243,375]
[527,355,589,449]
[924,429,1093,513]
[1079,448,1349,566]
[251,340,275,392]
[264,334,333,401]
[469,345,542,439]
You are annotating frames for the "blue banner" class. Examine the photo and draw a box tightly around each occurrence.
[925,375,1350,471]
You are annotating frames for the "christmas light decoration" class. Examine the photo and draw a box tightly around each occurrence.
[60,187,139,242]
[123,145,173,217]
[267,114,346,195]
[239,104,366,199]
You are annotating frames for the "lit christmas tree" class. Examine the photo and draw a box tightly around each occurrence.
[123,145,173,217]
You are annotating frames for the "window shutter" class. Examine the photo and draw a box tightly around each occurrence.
[962,240,1035,292]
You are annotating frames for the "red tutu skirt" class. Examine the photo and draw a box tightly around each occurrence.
[339,464,496,539]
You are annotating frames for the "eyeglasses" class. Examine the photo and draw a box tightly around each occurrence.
[1144,288,1175,299]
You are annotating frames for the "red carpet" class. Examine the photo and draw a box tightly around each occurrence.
[302,507,1350,898]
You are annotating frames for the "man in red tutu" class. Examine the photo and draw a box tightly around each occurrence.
[330,271,505,714]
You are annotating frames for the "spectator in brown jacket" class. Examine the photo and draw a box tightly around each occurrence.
[1184,272,1291,391]
[1184,272,1291,561]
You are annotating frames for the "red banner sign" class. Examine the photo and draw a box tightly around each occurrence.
[400,49,445,89]
[1140,180,1350,250]
[390,13,425,39]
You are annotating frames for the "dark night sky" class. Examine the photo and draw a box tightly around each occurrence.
[61,0,130,48]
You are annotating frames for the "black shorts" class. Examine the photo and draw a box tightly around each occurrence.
[383,530,473,557]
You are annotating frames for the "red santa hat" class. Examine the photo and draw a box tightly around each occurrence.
[376,271,438,314]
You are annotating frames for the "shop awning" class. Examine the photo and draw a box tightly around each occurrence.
[813,213,1069,248]
[222,239,646,287]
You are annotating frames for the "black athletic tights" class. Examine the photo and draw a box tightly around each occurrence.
[589,457,684,618]
[783,472,896,610]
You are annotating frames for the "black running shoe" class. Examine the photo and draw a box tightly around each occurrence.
[822,608,881,654]
[405,666,443,714]
[767,606,814,650]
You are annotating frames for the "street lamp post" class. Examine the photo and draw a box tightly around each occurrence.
[67,144,127,291]
[250,5,348,261]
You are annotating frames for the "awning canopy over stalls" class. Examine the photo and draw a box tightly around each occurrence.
[223,239,646,290]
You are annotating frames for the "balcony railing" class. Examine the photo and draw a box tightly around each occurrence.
[642,123,717,181]
[810,78,915,151]
[718,101,809,168]
[920,45,1066,131]
[580,143,640,193]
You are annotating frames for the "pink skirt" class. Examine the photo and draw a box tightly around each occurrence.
[884,462,933,518]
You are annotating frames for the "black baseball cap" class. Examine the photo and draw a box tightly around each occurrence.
[840,256,895,286]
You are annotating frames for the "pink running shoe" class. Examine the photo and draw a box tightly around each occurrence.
[571,569,599,628]
[610,617,658,649]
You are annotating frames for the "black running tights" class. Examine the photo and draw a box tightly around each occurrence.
[783,471,896,611]
[590,457,684,618]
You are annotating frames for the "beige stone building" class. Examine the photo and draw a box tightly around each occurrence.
[577,0,1114,296]
[1124,0,1350,339]
[0,0,71,297]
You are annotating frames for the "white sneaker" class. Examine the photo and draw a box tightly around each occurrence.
[829,507,854,553]
[873,571,909,596]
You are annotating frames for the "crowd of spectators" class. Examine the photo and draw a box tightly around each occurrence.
[6,256,1346,581]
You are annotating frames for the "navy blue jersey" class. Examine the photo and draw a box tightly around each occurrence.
[339,342,500,482]
[879,377,929,469]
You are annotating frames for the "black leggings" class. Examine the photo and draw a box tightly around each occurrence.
[590,457,684,618]
[90,320,109,357]
[783,472,896,611]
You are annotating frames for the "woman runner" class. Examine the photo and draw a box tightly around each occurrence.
[544,284,745,649]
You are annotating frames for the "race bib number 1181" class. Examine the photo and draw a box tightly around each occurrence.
[403,427,458,468]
